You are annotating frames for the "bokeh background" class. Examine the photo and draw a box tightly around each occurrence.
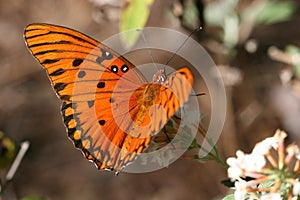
[1,0,300,199]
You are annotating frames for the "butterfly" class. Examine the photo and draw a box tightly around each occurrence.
[24,23,193,172]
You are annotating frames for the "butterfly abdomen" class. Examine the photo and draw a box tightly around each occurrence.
[129,84,160,127]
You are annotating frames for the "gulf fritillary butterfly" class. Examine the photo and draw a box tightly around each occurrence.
[24,23,193,172]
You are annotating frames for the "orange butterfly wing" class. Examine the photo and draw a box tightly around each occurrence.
[24,23,194,171]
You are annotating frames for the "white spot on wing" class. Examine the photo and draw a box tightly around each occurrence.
[122,66,128,72]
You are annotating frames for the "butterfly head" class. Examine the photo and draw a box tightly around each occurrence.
[152,69,167,85]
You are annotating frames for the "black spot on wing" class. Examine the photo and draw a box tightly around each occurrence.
[77,71,86,78]
[64,114,73,124]
[61,102,75,112]
[42,59,60,64]
[121,64,129,73]
[96,56,104,64]
[67,127,77,137]
[54,82,67,92]
[73,139,83,148]
[60,95,71,101]
[97,82,105,88]
[109,98,115,103]
[111,65,118,73]
[99,120,105,126]
[88,100,94,107]
[101,48,113,60]
[96,48,113,64]
[73,58,83,67]
[49,68,65,76]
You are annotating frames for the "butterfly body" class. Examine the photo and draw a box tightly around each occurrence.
[24,23,193,171]
[132,85,158,126]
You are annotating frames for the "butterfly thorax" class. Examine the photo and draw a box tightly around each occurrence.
[142,84,160,102]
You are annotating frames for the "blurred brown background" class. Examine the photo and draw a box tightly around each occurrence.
[0,0,300,199]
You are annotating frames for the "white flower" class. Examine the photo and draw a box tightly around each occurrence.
[274,129,287,140]
[293,180,300,196]
[227,165,243,180]
[225,129,300,200]
[252,137,278,155]
[234,180,248,200]
[260,193,282,200]
[227,150,245,180]
[243,153,266,172]
[286,144,299,157]
[227,150,266,180]
[293,146,300,160]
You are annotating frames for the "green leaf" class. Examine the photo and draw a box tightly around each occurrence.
[0,131,17,169]
[286,45,300,55]
[255,1,296,24]
[223,14,239,48]
[258,180,274,188]
[285,45,300,79]
[222,194,235,200]
[120,0,154,47]
[21,196,45,200]
[182,1,199,28]
[204,0,240,47]
[188,138,201,150]
[204,0,239,27]
[295,64,300,79]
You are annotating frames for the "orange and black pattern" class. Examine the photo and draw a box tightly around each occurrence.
[24,23,193,172]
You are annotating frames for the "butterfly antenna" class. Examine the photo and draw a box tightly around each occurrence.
[190,92,206,97]
[164,27,202,68]
[137,29,160,72]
